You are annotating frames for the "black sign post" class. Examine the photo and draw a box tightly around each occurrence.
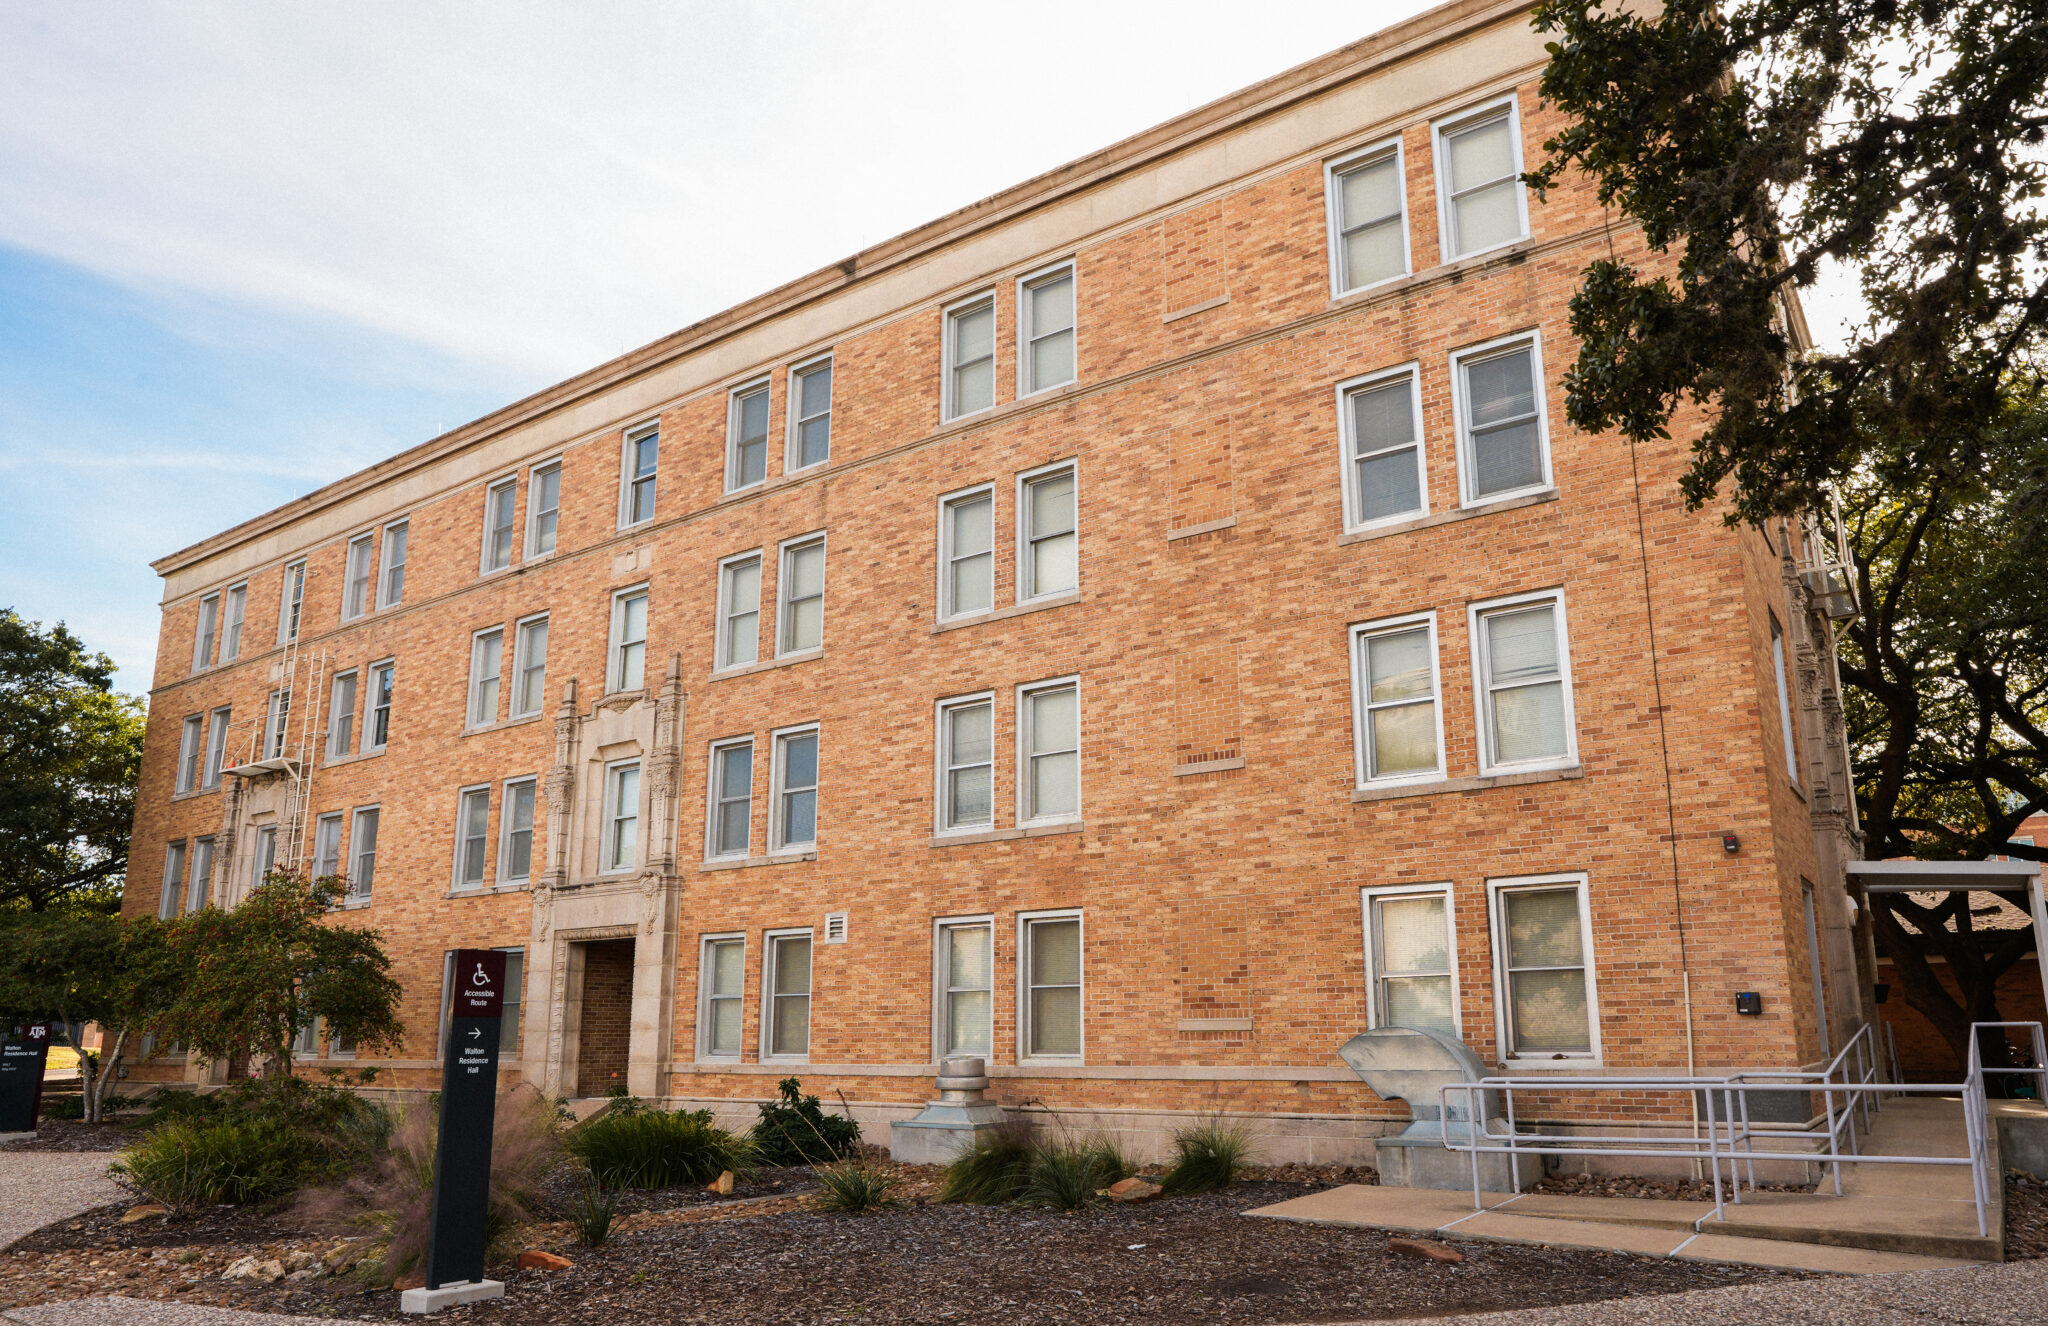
[0,1021,52,1136]
[418,949,507,1302]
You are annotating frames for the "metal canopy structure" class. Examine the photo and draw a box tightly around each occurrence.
[1846,858,2048,1018]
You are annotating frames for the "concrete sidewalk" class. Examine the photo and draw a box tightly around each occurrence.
[0,1153,128,1252]
[3,1300,335,1326]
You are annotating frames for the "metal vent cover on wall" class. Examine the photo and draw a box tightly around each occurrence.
[823,911,848,944]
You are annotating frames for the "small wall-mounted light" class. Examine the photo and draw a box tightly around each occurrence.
[1722,833,1741,855]
[1735,992,1763,1016]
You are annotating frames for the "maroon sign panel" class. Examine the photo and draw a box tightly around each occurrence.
[453,949,506,1020]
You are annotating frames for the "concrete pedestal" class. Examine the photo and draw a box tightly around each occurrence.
[0,1131,35,1145]
[400,1279,505,1313]
[1374,1129,1544,1192]
[889,1055,1007,1164]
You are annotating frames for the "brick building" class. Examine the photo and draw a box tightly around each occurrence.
[124,0,1867,1158]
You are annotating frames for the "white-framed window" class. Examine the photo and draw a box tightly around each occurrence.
[312,812,343,879]
[1470,590,1577,773]
[943,292,997,422]
[276,560,306,644]
[511,614,549,718]
[619,421,659,527]
[727,379,770,492]
[715,553,762,670]
[1019,909,1083,1062]
[1337,364,1427,529]
[938,485,996,620]
[499,776,537,884]
[192,594,219,672]
[1771,613,1800,782]
[707,737,754,860]
[770,724,818,852]
[1018,261,1076,396]
[1488,873,1599,1061]
[176,714,203,793]
[1434,98,1529,261]
[1362,884,1458,1035]
[221,582,246,661]
[608,587,648,693]
[453,785,491,890]
[342,533,373,619]
[788,355,833,471]
[936,693,996,833]
[328,670,357,758]
[365,660,394,751]
[378,522,408,608]
[526,460,561,558]
[481,477,517,574]
[187,837,213,911]
[602,761,640,873]
[1017,677,1079,825]
[1348,612,1444,786]
[348,807,379,900]
[1017,462,1078,602]
[934,916,993,1058]
[697,933,746,1059]
[762,928,813,1060]
[777,534,825,656]
[1326,139,1410,294]
[203,706,230,788]
[251,823,279,888]
[160,840,187,919]
[467,627,504,728]
[1452,333,1551,506]
[263,688,291,759]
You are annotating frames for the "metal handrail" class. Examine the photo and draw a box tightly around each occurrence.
[1437,1020,2046,1240]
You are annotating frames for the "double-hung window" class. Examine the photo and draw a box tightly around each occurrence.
[1018,263,1076,396]
[1362,885,1457,1035]
[526,461,561,557]
[499,777,536,884]
[468,628,503,728]
[176,715,203,793]
[698,935,745,1058]
[603,762,640,873]
[203,706,230,787]
[1327,141,1409,293]
[252,824,279,887]
[1490,874,1598,1060]
[328,671,357,758]
[937,694,995,833]
[727,380,770,492]
[1020,911,1083,1060]
[454,785,491,889]
[348,808,379,900]
[187,838,213,911]
[936,918,993,1057]
[1471,591,1576,773]
[481,478,517,574]
[160,841,187,919]
[777,535,824,655]
[366,661,394,751]
[313,812,343,879]
[771,725,818,852]
[1771,613,1800,782]
[715,554,761,670]
[789,356,832,470]
[1018,463,1077,601]
[1350,613,1443,786]
[192,594,219,672]
[608,588,648,693]
[511,614,549,718]
[264,689,291,759]
[277,560,306,644]
[939,487,995,619]
[342,534,373,618]
[221,583,246,661]
[1435,101,1528,260]
[1018,679,1079,824]
[1339,366,1426,528]
[763,929,812,1060]
[943,294,996,421]
[378,522,408,608]
[707,738,754,860]
[620,423,659,527]
[1454,335,1550,505]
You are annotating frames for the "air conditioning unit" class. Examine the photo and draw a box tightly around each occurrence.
[1802,563,1859,621]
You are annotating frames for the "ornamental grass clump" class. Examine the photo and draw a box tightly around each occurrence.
[1160,1117,1257,1195]
[115,1074,391,1206]
[1020,1135,1131,1211]
[936,1118,1038,1205]
[567,1107,751,1189]
[571,1168,623,1247]
[813,1157,901,1214]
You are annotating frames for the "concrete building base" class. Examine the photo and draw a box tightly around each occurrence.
[1374,1132,1543,1191]
[888,1056,1010,1165]
[1992,1099,2048,1179]
[0,1131,37,1145]
[400,1279,505,1313]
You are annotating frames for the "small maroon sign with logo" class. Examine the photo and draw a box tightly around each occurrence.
[453,949,506,1020]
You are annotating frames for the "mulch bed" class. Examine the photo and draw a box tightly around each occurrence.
[2007,1171,2048,1259]
[0,1117,138,1153]
[1531,1171,1816,1202]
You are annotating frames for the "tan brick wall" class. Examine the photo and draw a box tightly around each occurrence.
[576,939,637,1097]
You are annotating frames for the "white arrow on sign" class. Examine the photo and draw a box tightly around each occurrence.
[467,1027,482,1040]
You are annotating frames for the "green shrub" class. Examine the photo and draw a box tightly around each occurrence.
[937,1119,1038,1205]
[571,1168,622,1246]
[750,1077,860,1167]
[126,1086,224,1131]
[813,1159,900,1214]
[1021,1136,1130,1211]
[568,1108,750,1189]
[116,1116,306,1205]
[43,1095,85,1121]
[1160,1118,1256,1195]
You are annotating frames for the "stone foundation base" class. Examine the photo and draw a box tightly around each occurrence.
[400,1279,504,1313]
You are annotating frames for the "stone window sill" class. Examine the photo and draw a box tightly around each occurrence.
[933,591,1079,635]
[1338,490,1558,546]
[929,821,1083,848]
[170,787,218,803]
[1163,294,1230,324]
[712,648,822,681]
[1167,516,1237,542]
[323,747,386,769]
[448,881,533,898]
[461,712,547,740]
[1351,765,1584,804]
[1174,756,1245,777]
[699,851,817,873]
[1328,237,1540,314]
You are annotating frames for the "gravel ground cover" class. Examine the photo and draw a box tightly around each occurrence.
[0,1122,135,1155]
